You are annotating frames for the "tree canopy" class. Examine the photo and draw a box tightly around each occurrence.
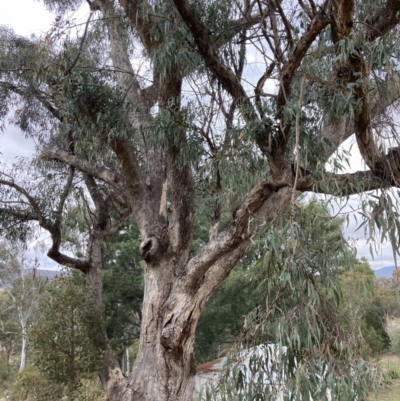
[2,0,400,400]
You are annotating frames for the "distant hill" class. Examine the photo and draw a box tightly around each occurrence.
[374,266,397,278]
[0,269,60,290]
[23,268,60,280]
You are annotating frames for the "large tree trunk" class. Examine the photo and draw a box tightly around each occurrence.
[99,186,293,401]
[118,258,199,401]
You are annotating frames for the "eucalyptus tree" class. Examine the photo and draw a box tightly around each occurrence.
[0,243,45,373]
[201,203,377,401]
[2,0,400,400]
[28,273,103,396]
[195,199,347,364]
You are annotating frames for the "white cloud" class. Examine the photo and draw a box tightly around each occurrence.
[0,0,54,36]
[0,124,37,163]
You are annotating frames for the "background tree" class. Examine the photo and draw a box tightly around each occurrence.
[0,242,45,373]
[0,292,20,383]
[195,260,262,363]
[103,222,144,373]
[375,276,400,320]
[341,259,391,355]
[27,273,103,398]
[374,268,400,355]
[2,0,400,400]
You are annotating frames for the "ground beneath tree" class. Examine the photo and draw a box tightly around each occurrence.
[373,353,400,401]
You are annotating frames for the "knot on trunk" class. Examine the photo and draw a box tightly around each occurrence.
[140,227,170,264]
[161,327,171,339]
[161,314,175,349]
[140,236,162,263]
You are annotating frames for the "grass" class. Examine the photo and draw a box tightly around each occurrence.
[371,377,400,401]
[373,381,400,401]
[370,355,400,401]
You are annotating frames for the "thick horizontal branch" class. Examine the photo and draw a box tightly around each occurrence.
[41,148,124,191]
[188,161,399,291]
[46,248,91,273]
[297,170,393,196]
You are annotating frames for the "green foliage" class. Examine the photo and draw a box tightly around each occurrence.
[363,302,391,353]
[0,292,21,376]
[0,352,9,384]
[361,321,386,356]
[195,266,262,363]
[10,366,106,401]
[0,242,46,380]
[388,368,400,381]
[103,222,144,356]
[11,365,65,401]
[28,274,102,392]
[390,329,400,357]
[203,201,382,401]
[341,259,391,355]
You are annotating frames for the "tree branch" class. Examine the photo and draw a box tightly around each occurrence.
[103,209,132,237]
[171,0,257,122]
[185,183,291,288]
[297,170,394,196]
[272,1,330,163]
[64,13,93,76]
[41,148,125,191]
[118,0,159,52]
[0,208,37,222]
[365,0,400,41]
[0,174,91,273]
[0,177,49,231]
[100,0,144,113]
[276,1,329,107]
[55,166,75,228]
[0,81,61,120]
[46,249,91,273]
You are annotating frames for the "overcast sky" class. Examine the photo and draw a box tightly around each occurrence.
[0,1,397,270]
